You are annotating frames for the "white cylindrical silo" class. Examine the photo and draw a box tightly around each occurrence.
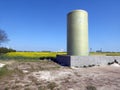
[67,10,89,56]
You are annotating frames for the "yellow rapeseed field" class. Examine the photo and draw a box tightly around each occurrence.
[5,52,66,58]
[1,52,120,60]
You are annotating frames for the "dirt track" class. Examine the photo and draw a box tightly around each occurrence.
[0,60,120,90]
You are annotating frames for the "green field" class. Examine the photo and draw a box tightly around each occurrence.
[90,52,120,56]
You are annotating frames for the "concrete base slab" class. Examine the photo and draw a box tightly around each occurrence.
[56,55,120,67]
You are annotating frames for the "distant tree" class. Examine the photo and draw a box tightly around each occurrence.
[0,47,16,54]
[0,29,9,45]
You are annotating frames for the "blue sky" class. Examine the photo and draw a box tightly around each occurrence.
[0,0,120,51]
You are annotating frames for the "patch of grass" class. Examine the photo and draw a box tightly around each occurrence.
[106,53,120,56]
[47,82,58,90]
[86,85,97,90]
[16,59,42,62]
[4,87,9,90]
[90,52,120,56]
[0,65,13,78]
[38,86,46,90]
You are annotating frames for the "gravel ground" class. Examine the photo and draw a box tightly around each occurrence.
[0,60,120,90]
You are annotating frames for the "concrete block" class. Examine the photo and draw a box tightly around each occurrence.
[56,55,120,67]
